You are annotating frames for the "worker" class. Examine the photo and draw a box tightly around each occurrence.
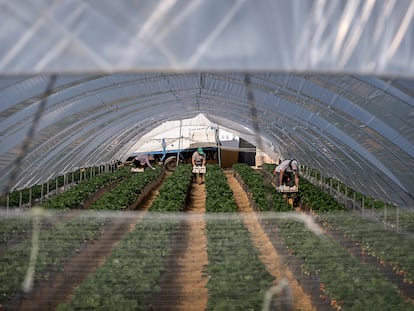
[274,159,299,189]
[192,147,206,183]
[133,153,155,170]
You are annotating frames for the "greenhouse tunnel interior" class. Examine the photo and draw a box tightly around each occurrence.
[0,0,413,210]
[0,72,413,209]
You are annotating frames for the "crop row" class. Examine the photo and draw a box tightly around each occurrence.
[41,166,132,209]
[233,163,291,212]
[263,162,414,287]
[0,212,110,304]
[0,167,165,306]
[58,164,278,310]
[204,164,274,309]
[57,216,177,310]
[205,164,237,212]
[1,164,122,207]
[236,163,414,310]
[57,164,192,309]
[318,211,414,285]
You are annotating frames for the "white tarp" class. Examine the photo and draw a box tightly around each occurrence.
[128,113,247,156]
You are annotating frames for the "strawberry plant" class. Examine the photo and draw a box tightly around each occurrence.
[0,213,109,305]
[90,166,163,210]
[150,164,192,212]
[234,163,291,211]
[57,217,177,310]
[204,218,275,310]
[205,164,237,212]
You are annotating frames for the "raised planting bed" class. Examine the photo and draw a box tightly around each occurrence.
[41,166,132,210]
[233,163,291,212]
[317,211,414,291]
[56,214,178,311]
[0,211,110,306]
[89,166,164,210]
[204,217,275,310]
[149,164,192,212]
[205,164,238,212]
[238,164,414,310]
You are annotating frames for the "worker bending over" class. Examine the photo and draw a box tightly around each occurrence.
[274,159,300,189]
[134,153,155,170]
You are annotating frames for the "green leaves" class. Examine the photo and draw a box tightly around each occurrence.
[205,164,237,212]
[150,164,192,212]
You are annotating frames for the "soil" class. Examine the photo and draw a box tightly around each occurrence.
[3,169,337,311]
[3,173,167,311]
[224,170,317,311]
[151,181,209,311]
[315,215,414,304]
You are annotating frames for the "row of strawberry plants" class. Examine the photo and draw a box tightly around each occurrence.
[1,167,164,305]
[0,166,131,246]
[205,164,238,212]
[317,211,414,285]
[149,164,192,212]
[238,169,414,310]
[233,163,291,211]
[41,166,132,209]
[263,162,414,285]
[204,218,275,310]
[262,164,343,211]
[89,166,164,210]
[204,164,275,309]
[57,216,177,310]
[0,212,109,305]
[1,164,121,207]
[56,165,193,309]
[273,218,413,310]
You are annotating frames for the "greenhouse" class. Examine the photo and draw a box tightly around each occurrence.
[0,1,413,310]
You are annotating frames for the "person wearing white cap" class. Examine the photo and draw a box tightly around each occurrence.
[274,159,299,189]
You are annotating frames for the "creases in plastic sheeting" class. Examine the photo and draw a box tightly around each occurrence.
[0,0,413,75]
[0,72,413,208]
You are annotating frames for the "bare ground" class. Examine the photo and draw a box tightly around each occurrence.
[4,174,165,311]
[224,170,316,311]
[151,182,209,311]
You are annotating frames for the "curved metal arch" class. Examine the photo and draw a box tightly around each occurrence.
[0,72,413,208]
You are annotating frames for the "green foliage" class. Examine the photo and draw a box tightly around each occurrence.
[150,164,192,212]
[205,218,275,310]
[42,166,132,209]
[233,163,291,211]
[205,164,237,212]
[232,163,268,211]
[271,217,414,310]
[57,218,177,311]
[299,178,344,211]
[0,213,109,304]
[318,211,414,284]
[90,166,163,210]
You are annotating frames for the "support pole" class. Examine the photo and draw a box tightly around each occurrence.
[177,120,182,167]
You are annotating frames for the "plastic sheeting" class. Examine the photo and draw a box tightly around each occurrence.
[0,1,413,208]
[0,0,413,76]
[0,73,413,208]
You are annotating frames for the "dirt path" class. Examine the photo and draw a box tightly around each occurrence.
[152,182,209,311]
[6,174,166,311]
[224,170,316,311]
